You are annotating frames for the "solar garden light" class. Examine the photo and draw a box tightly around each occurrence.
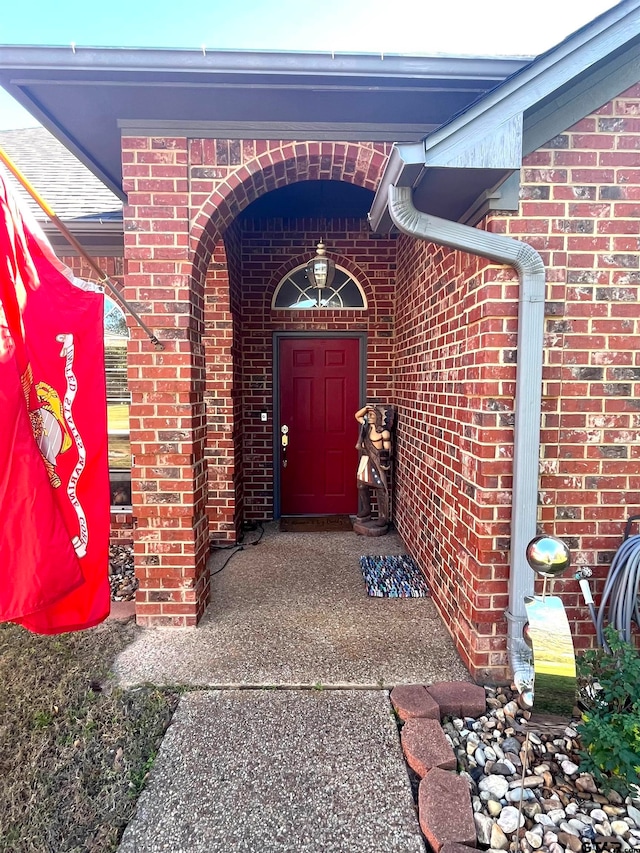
[523,535,577,716]
[306,241,335,306]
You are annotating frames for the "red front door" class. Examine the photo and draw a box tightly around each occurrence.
[279,337,360,515]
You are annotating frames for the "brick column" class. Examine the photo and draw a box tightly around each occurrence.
[203,240,237,544]
[122,136,209,626]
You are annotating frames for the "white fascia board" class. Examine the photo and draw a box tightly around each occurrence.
[368,142,424,232]
[423,113,523,170]
[523,39,640,155]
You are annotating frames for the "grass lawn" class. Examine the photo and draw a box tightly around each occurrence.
[0,620,179,853]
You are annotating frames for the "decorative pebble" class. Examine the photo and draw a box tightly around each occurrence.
[505,751,522,769]
[549,809,567,825]
[498,806,525,834]
[522,775,544,788]
[560,821,580,837]
[503,701,519,718]
[523,802,543,820]
[507,788,535,803]
[501,737,522,754]
[474,812,493,845]
[487,799,503,817]
[526,830,543,848]
[479,775,510,799]
[628,806,640,828]
[575,774,598,794]
[491,822,510,850]
[562,832,583,852]
[611,820,630,837]
[405,684,640,853]
[591,809,608,823]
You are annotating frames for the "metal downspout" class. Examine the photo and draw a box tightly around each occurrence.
[388,185,546,700]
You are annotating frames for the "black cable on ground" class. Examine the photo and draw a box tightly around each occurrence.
[211,520,263,549]
[209,523,265,577]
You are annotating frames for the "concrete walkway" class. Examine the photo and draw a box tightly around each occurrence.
[118,689,426,853]
[115,526,470,852]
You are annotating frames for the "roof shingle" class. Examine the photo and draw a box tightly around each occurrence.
[0,127,122,222]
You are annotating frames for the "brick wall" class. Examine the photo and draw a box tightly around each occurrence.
[394,235,512,679]
[122,135,210,626]
[203,240,236,544]
[225,223,245,538]
[121,138,390,623]
[118,96,639,650]
[226,217,397,520]
[523,83,640,651]
[393,83,640,681]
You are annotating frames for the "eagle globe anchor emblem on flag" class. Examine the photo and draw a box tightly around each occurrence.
[25,332,90,559]
[29,374,72,489]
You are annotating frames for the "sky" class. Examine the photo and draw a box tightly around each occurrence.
[0,0,622,129]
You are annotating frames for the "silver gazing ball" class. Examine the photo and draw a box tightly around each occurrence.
[526,535,571,578]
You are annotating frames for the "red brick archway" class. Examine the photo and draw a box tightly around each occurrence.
[189,141,391,288]
[122,135,391,627]
[197,143,392,549]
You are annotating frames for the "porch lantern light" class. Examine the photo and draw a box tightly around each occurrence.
[306,240,335,306]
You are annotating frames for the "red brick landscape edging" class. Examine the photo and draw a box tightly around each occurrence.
[391,681,486,851]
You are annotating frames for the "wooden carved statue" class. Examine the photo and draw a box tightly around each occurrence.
[353,404,395,537]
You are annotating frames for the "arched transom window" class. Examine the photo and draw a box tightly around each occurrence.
[272,263,367,310]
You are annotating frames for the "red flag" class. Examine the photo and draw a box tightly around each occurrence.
[0,172,110,633]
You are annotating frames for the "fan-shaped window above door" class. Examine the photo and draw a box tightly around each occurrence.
[272,263,367,310]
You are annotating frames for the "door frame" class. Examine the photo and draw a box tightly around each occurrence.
[273,331,367,518]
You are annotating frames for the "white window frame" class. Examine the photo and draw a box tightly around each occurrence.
[271,262,367,310]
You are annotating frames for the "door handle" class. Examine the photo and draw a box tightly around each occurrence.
[281,425,289,467]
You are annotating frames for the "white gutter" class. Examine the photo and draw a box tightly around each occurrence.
[388,185,545,702]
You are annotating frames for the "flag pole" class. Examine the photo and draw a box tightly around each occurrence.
[0,145,164,350]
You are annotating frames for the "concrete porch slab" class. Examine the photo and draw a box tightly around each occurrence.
[114,525,470,687]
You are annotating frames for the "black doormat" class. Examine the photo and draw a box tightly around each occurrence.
[280,515,353,532]
[360,555,431,597]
